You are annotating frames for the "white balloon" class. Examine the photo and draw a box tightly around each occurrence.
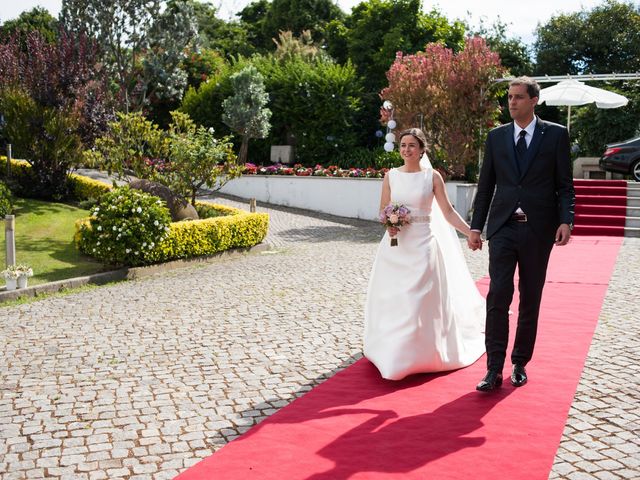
[383,141,394,152]
[387,120,397,129]
[385,133,396,142]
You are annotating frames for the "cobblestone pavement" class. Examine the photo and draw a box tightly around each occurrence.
[1,193,638,479]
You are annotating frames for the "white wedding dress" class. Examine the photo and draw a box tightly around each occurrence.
[364,166,485,380]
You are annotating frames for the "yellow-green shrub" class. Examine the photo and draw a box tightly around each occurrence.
[69,174,112,200]
[0,156,32,183]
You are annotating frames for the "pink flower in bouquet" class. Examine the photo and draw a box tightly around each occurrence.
[380,203,411,246]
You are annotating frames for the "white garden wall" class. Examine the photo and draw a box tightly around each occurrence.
[219,175,477,222]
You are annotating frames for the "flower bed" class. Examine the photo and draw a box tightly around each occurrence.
[243,163,387,178]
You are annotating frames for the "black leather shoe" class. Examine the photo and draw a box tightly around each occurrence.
[511,364,527,387]
[476,370,503,392]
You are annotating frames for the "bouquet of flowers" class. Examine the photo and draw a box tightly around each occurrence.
[379,203,411,246]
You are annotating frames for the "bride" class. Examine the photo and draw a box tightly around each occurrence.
[364,128,485,380]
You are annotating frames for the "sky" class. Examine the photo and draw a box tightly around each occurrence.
[0,0,609,46]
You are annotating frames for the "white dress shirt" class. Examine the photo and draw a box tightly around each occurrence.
[514,117,537,214]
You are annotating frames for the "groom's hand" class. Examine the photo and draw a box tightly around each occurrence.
[468,231,482,251]
[555,224,571,246]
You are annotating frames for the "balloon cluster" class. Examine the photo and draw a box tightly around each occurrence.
[382,100,396,152]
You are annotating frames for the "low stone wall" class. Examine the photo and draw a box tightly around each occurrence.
[220,175,477,221]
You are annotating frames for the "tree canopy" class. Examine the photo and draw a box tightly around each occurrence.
[534,0,640,75]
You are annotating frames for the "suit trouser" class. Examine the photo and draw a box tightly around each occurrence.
[485,220,554,371]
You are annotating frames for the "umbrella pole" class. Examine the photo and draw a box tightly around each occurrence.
[567,105,571,133]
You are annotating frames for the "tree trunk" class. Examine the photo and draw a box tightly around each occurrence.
[239,136,249,164]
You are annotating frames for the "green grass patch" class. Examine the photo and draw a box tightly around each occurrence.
[1,198,109,285]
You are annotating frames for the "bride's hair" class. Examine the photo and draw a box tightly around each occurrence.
[398,128,427,150]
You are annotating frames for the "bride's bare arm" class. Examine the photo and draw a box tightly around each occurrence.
[379,172,391,212]
[432,171,472,237]
[379,172,398,235]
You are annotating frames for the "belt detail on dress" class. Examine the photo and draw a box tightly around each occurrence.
[510,213,527,222]
[412,215,430,223]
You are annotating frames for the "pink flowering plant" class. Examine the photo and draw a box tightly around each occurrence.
[242,163,387,178]
[379,203,411,246]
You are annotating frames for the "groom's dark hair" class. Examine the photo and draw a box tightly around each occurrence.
[509,76,540,99]
[399,128,427,150]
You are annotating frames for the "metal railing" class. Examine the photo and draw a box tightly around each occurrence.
[497,73,640,83]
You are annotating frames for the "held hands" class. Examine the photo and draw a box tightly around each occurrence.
[467,231,483,251]
[387,226,399,237]
[555,224,572,246]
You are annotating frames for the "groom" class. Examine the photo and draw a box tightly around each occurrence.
[468,76,575,391]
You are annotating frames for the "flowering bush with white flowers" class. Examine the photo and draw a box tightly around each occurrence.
[77,185,171,266]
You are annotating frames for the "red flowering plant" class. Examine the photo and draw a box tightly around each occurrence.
[243,163,258,174]
[293,164,312,176]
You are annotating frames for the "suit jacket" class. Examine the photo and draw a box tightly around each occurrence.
[470,117,575,242]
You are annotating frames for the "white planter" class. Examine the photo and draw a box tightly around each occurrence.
[220,175,477,221]
[17,275,28,289]
[4,277,17,291]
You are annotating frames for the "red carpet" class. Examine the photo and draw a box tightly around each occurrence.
[573,180,628,236]
[177,236,622,480]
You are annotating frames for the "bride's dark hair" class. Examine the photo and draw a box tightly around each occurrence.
[398,128,427,150]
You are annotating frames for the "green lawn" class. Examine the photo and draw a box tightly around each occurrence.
[1,198,108,286]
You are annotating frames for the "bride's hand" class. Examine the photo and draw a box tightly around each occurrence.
[387,226,399,236]
[467,231,482,251]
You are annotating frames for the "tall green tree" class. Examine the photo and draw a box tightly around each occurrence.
[534,0,640,75]
[239,0,344,52]
[263,0,344,44]
[237,0,271,51]
[329,0,465,94]
[189,0,255,58]
[472,18,532,77]
[0,7,59,43]
[222,65,272,164]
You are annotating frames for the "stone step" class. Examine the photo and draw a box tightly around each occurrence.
[624,227,640,238]
[626,217,640,229]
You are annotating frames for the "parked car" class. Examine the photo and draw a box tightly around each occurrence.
[599,136,640,181]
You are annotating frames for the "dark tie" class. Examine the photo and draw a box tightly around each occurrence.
[516,130,527,174]
[516,130,527,156]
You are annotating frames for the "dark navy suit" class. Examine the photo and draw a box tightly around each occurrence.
[471,117,575,370]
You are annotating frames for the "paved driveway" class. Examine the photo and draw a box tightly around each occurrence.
[1,194,638,479]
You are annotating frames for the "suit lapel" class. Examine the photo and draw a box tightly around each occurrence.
[503,123,519,179]
[520,117,547,179]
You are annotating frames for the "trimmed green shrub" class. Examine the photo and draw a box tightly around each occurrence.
[0,180,13,216]
[151,207,269,262]
[75,186,172,266]
[69,173,112,201]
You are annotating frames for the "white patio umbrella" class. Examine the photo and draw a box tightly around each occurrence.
[537,79,628,131]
